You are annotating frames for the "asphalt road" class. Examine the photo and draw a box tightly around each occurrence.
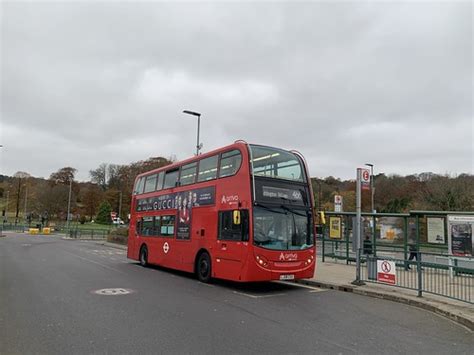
[1,233,472,354]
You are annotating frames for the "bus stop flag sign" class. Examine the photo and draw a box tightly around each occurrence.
[360,168,370,191]
[377,260,396,285]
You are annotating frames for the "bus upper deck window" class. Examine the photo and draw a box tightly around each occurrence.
[219,150,242,178]
[180,162,198,186]
[144,174,158,193]
[163,169,179,189]
[197,155,218,182]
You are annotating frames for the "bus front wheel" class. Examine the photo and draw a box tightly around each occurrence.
[197,252,212,283]
[139,245,148,267]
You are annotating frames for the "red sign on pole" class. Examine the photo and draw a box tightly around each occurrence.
[360,168,371,191]
[377,260,396,285]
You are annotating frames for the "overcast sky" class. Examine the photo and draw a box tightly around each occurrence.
[1,0,472,181]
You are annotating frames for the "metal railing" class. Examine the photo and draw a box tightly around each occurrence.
[360,252,474,304]
[1,222,110,240]
[68,229,109,240]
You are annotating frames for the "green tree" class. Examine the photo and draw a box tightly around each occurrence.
[95,201,112,225]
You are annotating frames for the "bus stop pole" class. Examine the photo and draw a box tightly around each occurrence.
[352,168,365,286]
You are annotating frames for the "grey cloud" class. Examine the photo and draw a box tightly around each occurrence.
[1,1,472,181]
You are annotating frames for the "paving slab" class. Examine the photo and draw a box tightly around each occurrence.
[297,259,474,330]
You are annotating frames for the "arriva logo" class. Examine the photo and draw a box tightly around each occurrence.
[279,252,298,261]
[221,195,239,205]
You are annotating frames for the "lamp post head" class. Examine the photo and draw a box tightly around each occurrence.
[183,110,201,117]
[365,163,373,168]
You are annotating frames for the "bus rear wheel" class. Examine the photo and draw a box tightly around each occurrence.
[139,245,148,267]
[197,252,212,283]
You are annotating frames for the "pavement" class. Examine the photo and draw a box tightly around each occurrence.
[95,239,474,330]
[298,258,474,331]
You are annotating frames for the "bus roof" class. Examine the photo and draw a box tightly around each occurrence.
[135,141,301,180]
[136,141,248,180]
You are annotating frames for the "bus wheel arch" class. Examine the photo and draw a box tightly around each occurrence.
[195,249,212,283]
[139,244,148,267]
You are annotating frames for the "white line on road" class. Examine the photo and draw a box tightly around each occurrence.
[62,250,128,275]
[275,281,327,293]
[233,291,287,299]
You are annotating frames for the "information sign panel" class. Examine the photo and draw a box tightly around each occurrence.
[377,260,396,285]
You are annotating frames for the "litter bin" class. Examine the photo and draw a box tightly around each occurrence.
[367,256,377,280]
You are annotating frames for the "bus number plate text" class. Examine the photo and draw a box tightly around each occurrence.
[279,274,295,280]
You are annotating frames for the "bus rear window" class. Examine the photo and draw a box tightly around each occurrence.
[134,177,145,195]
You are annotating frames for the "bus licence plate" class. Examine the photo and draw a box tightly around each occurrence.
[279,274,295,280]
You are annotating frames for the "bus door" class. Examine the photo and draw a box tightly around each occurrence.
[215,210,249,280]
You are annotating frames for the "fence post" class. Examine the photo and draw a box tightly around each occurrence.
[404,218,408,270]
[345,217,350,265]
[417,252,423,297]
[91,230,94,240]
[322,232,325,262]
[372,215,377,257]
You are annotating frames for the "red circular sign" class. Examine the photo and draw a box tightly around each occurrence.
[363,170,370,181]
[381,261,391,273]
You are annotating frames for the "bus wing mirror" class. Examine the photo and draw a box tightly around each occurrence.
[233,210,241,225]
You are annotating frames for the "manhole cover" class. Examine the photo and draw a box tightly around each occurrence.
[92,288,134,296]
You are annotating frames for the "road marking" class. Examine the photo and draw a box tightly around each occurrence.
[233,291,286,299]
[275,281,327,293]
[62,250,127,275]
[92,288,134,296]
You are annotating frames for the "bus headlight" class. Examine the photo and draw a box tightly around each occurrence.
[256,255,269,267]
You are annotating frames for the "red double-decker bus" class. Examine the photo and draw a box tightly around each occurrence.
[127,141,316,282]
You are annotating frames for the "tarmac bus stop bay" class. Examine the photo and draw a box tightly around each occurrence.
[127,141,316,282]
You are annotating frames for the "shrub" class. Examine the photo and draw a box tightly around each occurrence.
[107,227,129,245]
[96,201,112,225]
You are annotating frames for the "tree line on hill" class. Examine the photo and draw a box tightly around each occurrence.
[0,159,473,226]
[0,156,172,225]
[312,172,474,213]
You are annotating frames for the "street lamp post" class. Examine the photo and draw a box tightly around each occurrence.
[23,185,28,224]
[4,191,9,223]
[66,178,72,230]
[183,110,202,155]
[118,191,122,221]
[365,163,375,213]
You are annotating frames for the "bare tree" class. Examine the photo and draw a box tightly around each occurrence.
[49,167,77,185]
[13,171,30,222]
[89,163,108,190]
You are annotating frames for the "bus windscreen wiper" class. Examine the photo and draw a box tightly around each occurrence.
[280,204,307,217]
